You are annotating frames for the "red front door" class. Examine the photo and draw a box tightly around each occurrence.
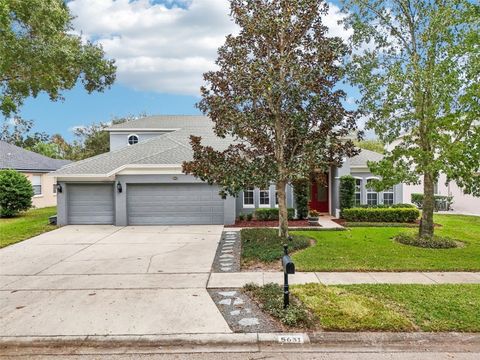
[309,173,329,213]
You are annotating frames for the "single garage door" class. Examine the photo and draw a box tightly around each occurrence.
[67,184,114,224]
[127,183,224,225]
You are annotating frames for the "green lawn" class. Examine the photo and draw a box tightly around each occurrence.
[292,214,480,271]
[0,207,57,248]
[292,283,480,332]
[241,228,311,265]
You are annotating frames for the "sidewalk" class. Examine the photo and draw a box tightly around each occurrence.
[207,271,480,288]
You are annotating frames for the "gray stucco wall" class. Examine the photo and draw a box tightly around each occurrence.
[235,184,295,216]
[109,131,170,151]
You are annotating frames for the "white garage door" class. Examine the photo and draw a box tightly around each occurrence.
[67,184,114,224]
[127,183,224,225]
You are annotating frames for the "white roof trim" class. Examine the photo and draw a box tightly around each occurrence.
[49,164,183,178]
[107,128,181,132]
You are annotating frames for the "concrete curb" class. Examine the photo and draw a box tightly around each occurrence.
[1,332,479,352]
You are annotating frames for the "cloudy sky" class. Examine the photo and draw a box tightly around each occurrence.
[18,0,359,139]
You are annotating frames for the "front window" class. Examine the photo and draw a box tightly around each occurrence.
[383,186,394,205]
[32,175,42,195]
[275,190,279,207]
[127,134,139,145]
[259,189,270,207]
[243,187,254,208]
[355,178,362,205]
[366,179,378,206]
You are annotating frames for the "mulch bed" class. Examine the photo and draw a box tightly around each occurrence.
[230,219,319,227]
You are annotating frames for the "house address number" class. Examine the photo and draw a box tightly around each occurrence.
[277,335,304,344]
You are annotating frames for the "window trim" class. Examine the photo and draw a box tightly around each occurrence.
[243,187,255,208]
[274,190,279,208]
[354,177,362,206]
[53,183,57,195]
[383,186,394,205]
[366,178,379,206]
[259,188,270,208]
[31,175,42,196]
[127,133,139,146]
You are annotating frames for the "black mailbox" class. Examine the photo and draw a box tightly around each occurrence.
[282,255,295,274]
[281,244,295,308]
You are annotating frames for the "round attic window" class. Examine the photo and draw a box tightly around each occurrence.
[127,134,139,145]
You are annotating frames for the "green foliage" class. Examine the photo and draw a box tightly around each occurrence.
[0,169,34,217]
[292,215,480,271]
[292,283,414,331]
[241,228,311,263]
[0,117,49,149]
[342,208,420,223]
[0,206,57,248]
[411,193,454,211]
[339,175,355,211]
[246,213,253,221]
[238,213,245,221]
[243,283,314,328]
[293,179,309,220]
[0,0,116,115]
[183,0,360,237]
[27,142,62,159]
[356,203,416,209]
[354,140,385,154]
[395,233,459,249]
[254,208,295,221]
[342,0,480,238]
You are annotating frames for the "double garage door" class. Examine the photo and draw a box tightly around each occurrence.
[127,183,224,225]
[67,183,224,225]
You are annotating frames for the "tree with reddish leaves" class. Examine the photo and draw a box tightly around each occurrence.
[183,0,359,238]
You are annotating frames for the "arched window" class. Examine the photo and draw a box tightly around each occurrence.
[127,134,139,145]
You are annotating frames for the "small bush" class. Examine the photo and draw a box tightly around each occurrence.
[391,203,416,208]
[395,233,459,249]
[254,208,295,221]
[0,169,34,217]
[339,175,355,211]
[238,213,245,221]
[243,283,315,328]
[246,213,253,221]
[342,207,420,223]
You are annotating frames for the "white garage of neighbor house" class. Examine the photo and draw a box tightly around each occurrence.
[51,115,415,226]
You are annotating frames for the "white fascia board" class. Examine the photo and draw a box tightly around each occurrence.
[107,128,180,132]
[49,164,183,179]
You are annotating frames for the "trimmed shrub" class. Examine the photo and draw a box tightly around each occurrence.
[254,208,295,221]
[342,207,420,223]
[238,213,245,221]
[246,213,253,221]
[395,233,459,249]
[293,179,309,220]
[391,203,416,208]
[0,169,34,217]
[339,175,355,211]
[356,203,416,209]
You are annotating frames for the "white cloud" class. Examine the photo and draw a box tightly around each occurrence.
[68,0,350,96]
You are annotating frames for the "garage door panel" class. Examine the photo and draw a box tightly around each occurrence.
[68,184,114,225]
[127,184,224,225]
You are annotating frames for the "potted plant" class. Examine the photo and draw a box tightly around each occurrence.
[308,210,320,226]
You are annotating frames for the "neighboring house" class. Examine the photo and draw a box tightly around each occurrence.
[386,139,480,215]
[51,115,405,226]
[0,141,70,208]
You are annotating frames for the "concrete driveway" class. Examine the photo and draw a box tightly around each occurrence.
[0,225,231,336]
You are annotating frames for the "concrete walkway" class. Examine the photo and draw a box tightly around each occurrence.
[208,271,480,288]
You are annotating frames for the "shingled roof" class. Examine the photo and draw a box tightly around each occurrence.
[0,141,70,172]
[350,148,384,166]
[53,117,233,176]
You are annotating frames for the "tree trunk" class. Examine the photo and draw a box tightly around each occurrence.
[277,179,289,238]
[420,172,435,238]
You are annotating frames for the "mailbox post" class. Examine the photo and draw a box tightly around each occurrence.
[281,244,295,309]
